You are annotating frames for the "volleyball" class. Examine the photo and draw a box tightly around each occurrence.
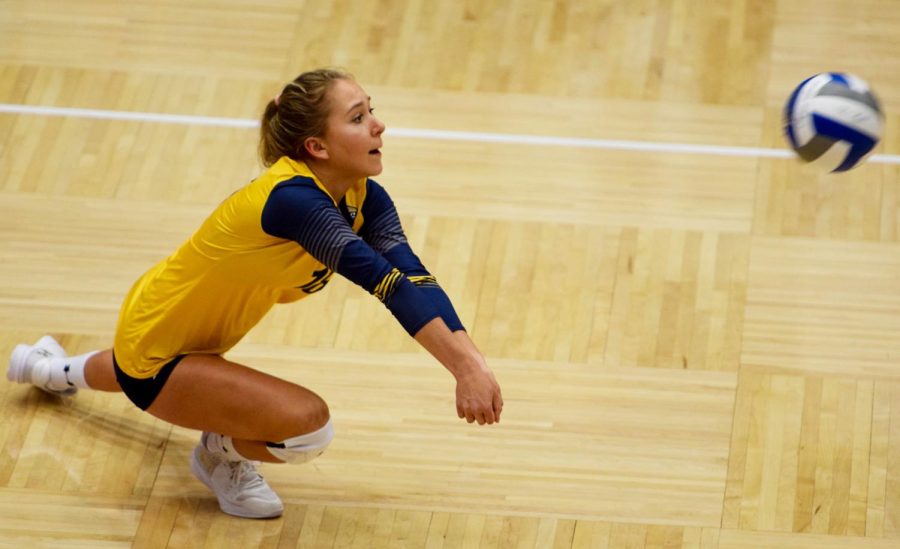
[783,72,884,172]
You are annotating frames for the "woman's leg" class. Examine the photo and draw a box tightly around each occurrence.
[83,348,329,463]
[84,350,121,391]
[139,354,333,518]
[9,337,107,396]
[12,338,316,517]
[85,349,329,462]
[144,353,330,462]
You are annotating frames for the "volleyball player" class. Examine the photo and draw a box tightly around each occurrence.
[7,69,503,519]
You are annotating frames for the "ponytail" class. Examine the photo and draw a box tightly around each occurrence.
[258,68,353,167]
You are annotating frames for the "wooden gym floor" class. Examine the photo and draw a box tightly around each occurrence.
[1,1,899,547]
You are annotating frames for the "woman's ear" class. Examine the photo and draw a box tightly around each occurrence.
[303,137,329,160]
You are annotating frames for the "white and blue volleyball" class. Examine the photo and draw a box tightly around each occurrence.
[783,72,884,172]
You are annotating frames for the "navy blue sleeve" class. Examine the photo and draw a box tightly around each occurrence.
[357,179,406,252]
[383,244,465,332]
[261,176,440,336]
[360,180,465,332]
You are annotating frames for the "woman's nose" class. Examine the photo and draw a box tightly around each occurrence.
[372,117,385,136]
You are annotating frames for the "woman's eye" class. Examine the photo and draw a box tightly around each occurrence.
[352,108,373,123]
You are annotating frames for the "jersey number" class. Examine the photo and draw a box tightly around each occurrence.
[298,268,333,294]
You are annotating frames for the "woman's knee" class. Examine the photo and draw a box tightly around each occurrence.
[262,389,333,463]
[267,415,334,463]
[277,388,330,439]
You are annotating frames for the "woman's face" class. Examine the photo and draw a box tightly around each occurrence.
[316,78,386,179]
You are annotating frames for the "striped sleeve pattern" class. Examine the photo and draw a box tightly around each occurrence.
[407,275,439,288]
[373,268,404,303]
[261,177,442,335]
[359,179,408,254]
[293,205,358,271]
[388,248,463,332]
[362,204,406,253]
[361,180,465,332]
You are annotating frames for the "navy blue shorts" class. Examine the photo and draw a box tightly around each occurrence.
[113,353,185,411]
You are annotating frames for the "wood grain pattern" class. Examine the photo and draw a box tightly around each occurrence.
[1,0,899,547]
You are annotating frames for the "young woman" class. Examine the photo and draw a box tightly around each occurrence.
[7,69,504,519]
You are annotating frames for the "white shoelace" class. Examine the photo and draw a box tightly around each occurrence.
[229,460,266,492]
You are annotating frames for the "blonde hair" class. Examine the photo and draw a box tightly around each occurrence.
[258,68,353,166]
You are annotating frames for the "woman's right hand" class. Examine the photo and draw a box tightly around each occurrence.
[455,361,503,425]
[413,317,504,425]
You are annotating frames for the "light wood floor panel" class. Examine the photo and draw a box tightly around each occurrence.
[723,372,900,537]
[0,120,258,202]
[0,488,143,548]
[133,501,724,549]
[0,64,771,146]
[717,528,900,549]
[742,237,900,379]
[3,1,898,108]
[375,85,767,146]
[0,1,296,79]
[1,368,171,495]
[765,0,900,107]
[2,0,770,102]
[2,113,760,232]
[282,0,774,101]
[384,139,758,233]
[0,194,203,336]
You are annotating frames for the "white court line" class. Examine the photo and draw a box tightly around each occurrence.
[2,103,898,164]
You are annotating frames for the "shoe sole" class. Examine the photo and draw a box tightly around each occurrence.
[8,336,66,383]
[35,335,77,396]
[189,448,283,519]
[8,344,31,383]
[7,340,77,396]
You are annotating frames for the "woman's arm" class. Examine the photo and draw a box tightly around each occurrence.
[261,178,441,336]
[356,181,502,424]
[414,317,503,425]
[359,179,465,331]
[262,178,502,424]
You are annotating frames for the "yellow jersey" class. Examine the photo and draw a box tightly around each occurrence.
[114,156,461,378]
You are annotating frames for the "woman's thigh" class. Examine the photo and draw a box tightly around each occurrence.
[145,353,329,442]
